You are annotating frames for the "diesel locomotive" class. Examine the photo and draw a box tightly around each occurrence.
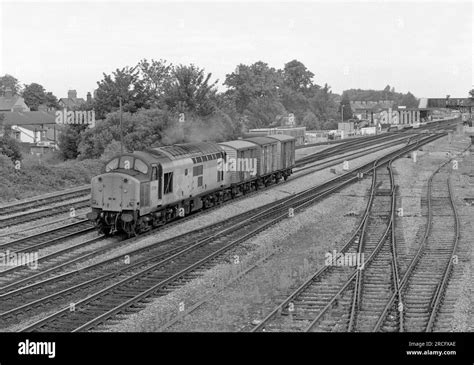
[87,135,296,236]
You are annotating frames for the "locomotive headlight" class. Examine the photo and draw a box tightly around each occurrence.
[124,189,128,193]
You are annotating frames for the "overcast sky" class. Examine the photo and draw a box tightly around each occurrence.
[0,1,472,100]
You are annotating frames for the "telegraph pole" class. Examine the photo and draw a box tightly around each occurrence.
[119,96,123,154]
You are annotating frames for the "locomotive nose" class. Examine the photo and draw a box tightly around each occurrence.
[91,173,139,212]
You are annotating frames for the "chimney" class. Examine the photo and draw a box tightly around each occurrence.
[86,92,92,103]
[4,87,13,98]
[68,90,77,99]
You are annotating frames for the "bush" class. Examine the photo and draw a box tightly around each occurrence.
[101,140,122,162]
[0,155,105,203]
[0,135,22,162]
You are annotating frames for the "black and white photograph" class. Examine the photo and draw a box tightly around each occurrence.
[0,0,473,363]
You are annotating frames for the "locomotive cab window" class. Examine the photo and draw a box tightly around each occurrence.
[151,166,158,180]
[134,159,148,174]
[105,158,119,172]
[118,156,134,170]
[164,172,173,194]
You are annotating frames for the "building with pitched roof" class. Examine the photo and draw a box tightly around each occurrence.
[350,100,395,121]
[58,90,86,109]
[0,110,57,144]
[0,88,30,112]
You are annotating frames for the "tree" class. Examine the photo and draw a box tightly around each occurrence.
[0,74,21,95]
[45,92,60,110]
[279,60,318,125]
[58,124,88,160]
[302,111,321,130]
[22,83,46,111]
[77,108,173,159]
[342,87,419,108]
[282,59,315,94]
[138,58,173,106]
[164,64,218,116]
[224,61,283,113]
[400,91,418,108]
[322,120,336,130]
[243,96,287,128]
[94,66,148,119]
[469,89,474,99]
[310,83,339,123]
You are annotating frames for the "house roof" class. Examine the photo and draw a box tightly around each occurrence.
[59,97,86,109]
[11,124,48,132]
[0,95,25,111]
[1,111,56,126]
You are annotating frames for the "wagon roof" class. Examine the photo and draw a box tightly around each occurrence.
[265,134,296,142]
[147,142,223,160]
[219,140,258,150]
[242,136,278,146]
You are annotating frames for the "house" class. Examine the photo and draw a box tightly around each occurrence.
[350,100,395,122]
[0,111,57,145]
[0,88,30,112]
[58,90,86,109]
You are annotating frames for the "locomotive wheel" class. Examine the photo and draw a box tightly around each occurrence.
[98,224,113,237]
[123,221,137,238]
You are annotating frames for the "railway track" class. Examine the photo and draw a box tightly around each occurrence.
[250,158,398,332]
[252,138,467,333]
[0,219,93,255]
[294,134,423,175]
[294,121,459,174]
[0,178,364,329]
[0,185,90,217]
[373,154,464,332]
[295,132,417,167]
[0,197,90,228]
[9,134,442,332]
[296,118,456,150]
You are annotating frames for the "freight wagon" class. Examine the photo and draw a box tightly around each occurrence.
[246,127,306,146]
